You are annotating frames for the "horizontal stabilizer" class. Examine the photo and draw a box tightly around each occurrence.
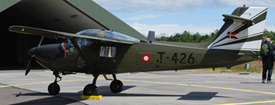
[222,14,253,23]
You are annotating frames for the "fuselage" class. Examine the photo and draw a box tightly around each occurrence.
[31,37,257,74]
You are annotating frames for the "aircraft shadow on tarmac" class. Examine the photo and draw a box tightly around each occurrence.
[11,96,86,105]
[78,86,230,101]
[178,92,230,100]
[12,92,86,105]
[12,86,230,104]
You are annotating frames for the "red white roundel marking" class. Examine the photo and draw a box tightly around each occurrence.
[142,54,151,63]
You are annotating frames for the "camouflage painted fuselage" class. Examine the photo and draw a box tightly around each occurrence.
[34,40,258,74]
[11,6,267,75]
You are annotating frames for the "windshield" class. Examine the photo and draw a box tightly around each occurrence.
[63,39,92,53]
[104,30,139,41]
[76,29,100,37]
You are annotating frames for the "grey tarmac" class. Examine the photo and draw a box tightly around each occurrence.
[0,70,275,105]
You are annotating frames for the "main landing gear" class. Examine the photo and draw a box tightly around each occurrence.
[83,73,99,95]
[48,71,62,95]
[83,73,123,95]
[47,71,123,95]
[110,74,123,93]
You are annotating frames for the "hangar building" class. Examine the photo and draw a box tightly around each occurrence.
[0,0,145,69]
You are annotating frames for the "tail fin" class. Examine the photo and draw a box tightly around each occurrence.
[207,7,267,51]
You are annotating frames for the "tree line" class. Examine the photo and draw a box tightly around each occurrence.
[155,29,275,43]
[263,29,275,42]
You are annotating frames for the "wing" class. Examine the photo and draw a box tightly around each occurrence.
[9,25,138,45]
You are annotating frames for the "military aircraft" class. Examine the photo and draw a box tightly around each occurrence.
[9,6,267,95]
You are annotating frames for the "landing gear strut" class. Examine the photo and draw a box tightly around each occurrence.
[110,74,123,93]
[83,73,124,95]
[48,71,62,95]
[83,73,99,95]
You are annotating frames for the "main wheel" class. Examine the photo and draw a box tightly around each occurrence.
[110,80,123,93]
[83,84,98,95]
[48,82,60,95]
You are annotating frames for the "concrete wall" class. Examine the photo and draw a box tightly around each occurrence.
[0,0,145,69]
[66,0,146,39]
[0,0,20,12]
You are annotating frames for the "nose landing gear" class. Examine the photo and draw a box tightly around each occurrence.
[48,71,62,95]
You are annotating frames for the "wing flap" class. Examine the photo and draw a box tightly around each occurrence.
[9,25,136,45]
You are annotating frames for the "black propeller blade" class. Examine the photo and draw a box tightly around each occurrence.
[26,55,35,76]
[25,36,44,76]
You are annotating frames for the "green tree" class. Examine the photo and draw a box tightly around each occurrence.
[155,30,216,43]
[155,29,275,43]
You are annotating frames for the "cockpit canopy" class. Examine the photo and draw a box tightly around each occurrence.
[63,29,139,53]
[76,29,139,42]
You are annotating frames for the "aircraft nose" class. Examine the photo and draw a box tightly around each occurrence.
[28,47,37,56]
[34,44,63,61]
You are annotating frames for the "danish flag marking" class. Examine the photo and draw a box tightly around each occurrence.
[227,32,238,39]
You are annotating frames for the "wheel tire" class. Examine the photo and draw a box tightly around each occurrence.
[83,84,98,95]
[110,80,123,93]
[48,82,60,95]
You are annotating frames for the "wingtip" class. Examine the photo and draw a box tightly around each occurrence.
[8,26,12,31]
[8,25,16,32]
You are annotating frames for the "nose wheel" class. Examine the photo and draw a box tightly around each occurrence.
[48,82,60,95]
[48,71,62,95]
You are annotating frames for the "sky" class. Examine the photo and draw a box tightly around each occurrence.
[93,0,275,37]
